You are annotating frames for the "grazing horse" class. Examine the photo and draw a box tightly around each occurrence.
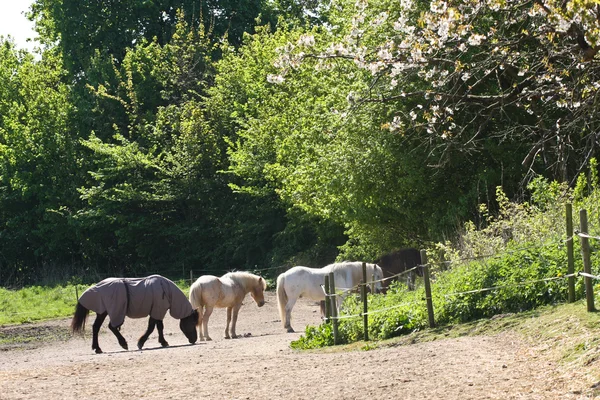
[276,262,384,333]
[71,274,199,354]
[376,248,422,291]
[189,271,266,340]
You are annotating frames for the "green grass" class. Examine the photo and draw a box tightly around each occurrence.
[0,285,81,325]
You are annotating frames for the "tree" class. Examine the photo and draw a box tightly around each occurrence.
[209,25,490,259]
[0,41,80,284]
[273,0,600,186]
[30,0,277,74]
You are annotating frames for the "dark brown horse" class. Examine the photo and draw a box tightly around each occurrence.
[376,248,422,291]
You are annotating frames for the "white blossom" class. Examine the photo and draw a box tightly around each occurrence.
[371,12,389,27]
[430,0,448,14]
[390,116,404,130]
[267,74,285,84]
[297,34,315,47]
[468,34,486,46]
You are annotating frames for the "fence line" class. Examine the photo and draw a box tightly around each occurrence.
[1,271,588,319]
[442,274,576,298]
[325,271,581,324]
[330,301,419,320]
[575,231,600,241]
[442,236,569,266]
[578,271,600,280]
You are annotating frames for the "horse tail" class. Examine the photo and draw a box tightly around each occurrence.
[276,273,288,328]
[189,280,202,309]
[71,302,89,334]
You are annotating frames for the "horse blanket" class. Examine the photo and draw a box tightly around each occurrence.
[78,274,193,327]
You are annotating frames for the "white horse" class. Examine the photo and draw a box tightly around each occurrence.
[276,262,383,332]
[189,271,266,340]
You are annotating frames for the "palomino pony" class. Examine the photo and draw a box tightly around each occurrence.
[71,274,199,354]
[276,262,383,333]
[189,271,267,340]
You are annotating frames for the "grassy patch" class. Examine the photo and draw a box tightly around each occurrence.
[0,285,81,325]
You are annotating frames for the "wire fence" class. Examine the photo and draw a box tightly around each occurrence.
[4,206,600,328]
[323,215,600,323]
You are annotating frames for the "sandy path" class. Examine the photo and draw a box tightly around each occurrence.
[0,292,593,399]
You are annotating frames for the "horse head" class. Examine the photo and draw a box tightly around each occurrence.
[180,309,199,344]
[250,276,266,307]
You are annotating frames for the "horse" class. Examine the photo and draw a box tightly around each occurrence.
[376,248,422,291]
[189,271,266,340]
[276,261,384,333]
[71,274,199,354]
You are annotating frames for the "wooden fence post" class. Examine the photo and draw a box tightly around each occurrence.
[328,271,339,345]
[324,275,331,323]
[566,203,575,303]
[580,209,595,312]
[421,249,435,328]
[361,262,369,342]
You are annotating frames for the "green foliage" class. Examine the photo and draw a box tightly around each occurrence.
[290,323,335,349]
[30,0,278,74]
[0,40,83,285]
[5,0,600,298]
[0,285,78,325]
[292,168,599,349]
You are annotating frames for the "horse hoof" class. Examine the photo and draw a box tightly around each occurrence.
[95,348,103,354]
[120,342,128,350]
[137,342,144,350]
[205,337,212,341]
[286,327,295,333]
[160,341,169,347]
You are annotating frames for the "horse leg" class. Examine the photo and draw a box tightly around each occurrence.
[229,304,242,339]
[224,307,232,339]
[336,293,345,315]
[108,322,129,350]
[202,306,213,341]
[137,317,156,350]
[197,306,205,341]
[284,297,297,333]
[407,271,415,290]
[156,319,169,347]
[91,312,107,354]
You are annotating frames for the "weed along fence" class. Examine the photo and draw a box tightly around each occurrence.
[321,262,432,345]
[320,203,600,345]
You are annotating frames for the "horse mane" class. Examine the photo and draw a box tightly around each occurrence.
[328,261,375,271]
[223,271,266,290]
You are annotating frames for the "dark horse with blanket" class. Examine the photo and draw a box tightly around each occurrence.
[71,274,198,353]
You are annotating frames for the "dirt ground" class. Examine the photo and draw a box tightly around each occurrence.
[0,291,596,399]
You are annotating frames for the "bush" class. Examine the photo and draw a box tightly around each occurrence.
[291,163,600,349]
